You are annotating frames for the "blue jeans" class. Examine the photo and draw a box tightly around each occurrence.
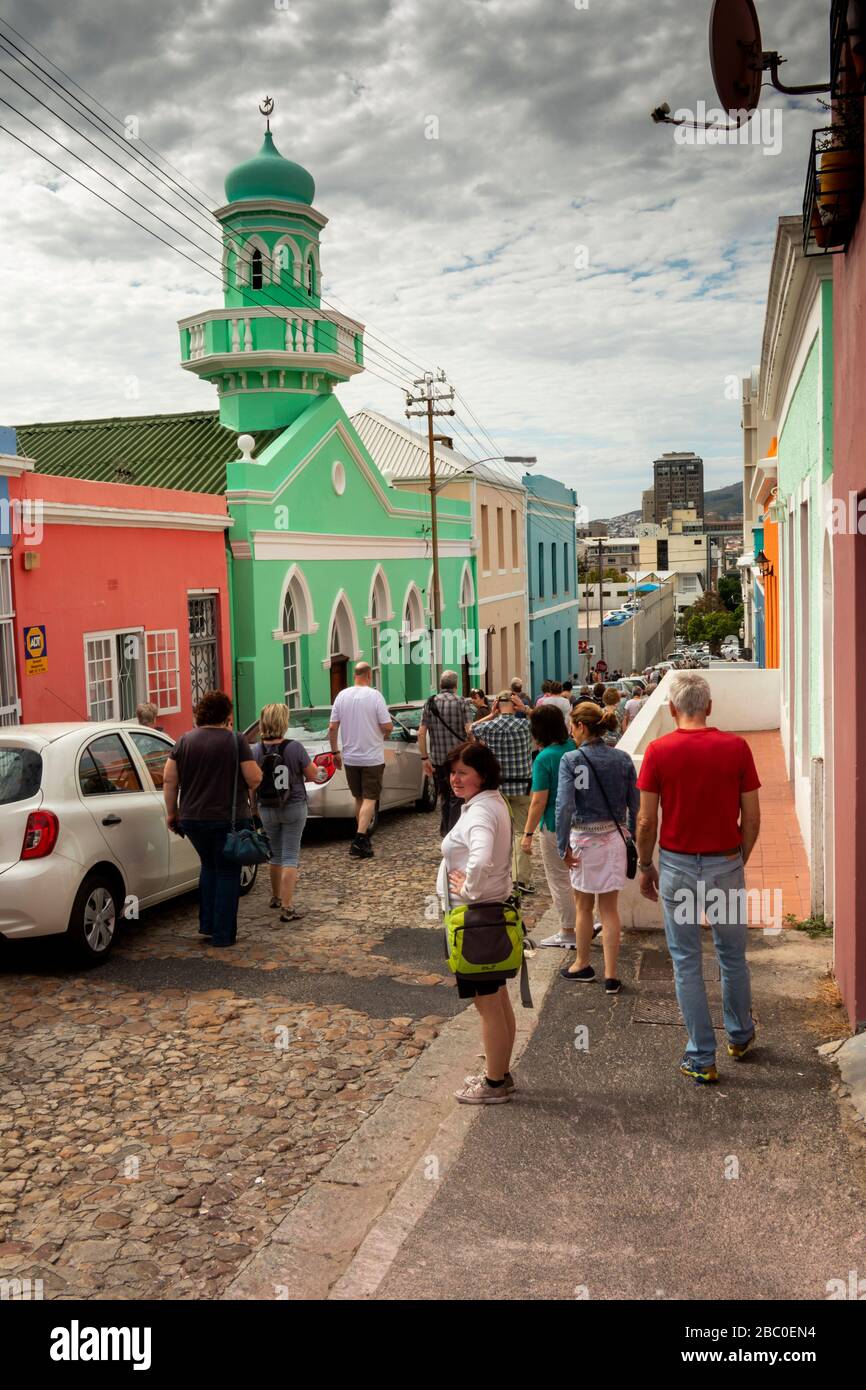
[658,848,754,1067]
[179,818,251,946]
[260,801,308,868]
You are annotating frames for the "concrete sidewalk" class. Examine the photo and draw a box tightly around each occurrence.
[343,929,866,1301]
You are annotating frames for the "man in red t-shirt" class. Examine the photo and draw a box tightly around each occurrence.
[636,673,761,1085]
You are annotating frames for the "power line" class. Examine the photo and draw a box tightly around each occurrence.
[0,20,432,384]
[0,35,422,389]
[0,119,411,398]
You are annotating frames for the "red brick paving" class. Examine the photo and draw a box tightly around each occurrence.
[742,730,811,925]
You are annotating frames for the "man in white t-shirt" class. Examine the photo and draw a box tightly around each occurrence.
[328,663,393,859]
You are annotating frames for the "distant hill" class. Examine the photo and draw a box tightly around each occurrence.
[703,482,743,519]
[606,482,743,529]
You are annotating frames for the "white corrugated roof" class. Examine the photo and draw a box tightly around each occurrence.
[351,409,523,490]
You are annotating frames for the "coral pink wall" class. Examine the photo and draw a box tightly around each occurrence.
[832,122,866,1029]
[7,474,232,740]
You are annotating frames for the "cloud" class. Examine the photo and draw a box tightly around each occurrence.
[0,0,828,512]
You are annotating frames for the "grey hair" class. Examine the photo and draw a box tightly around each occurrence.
[669,673,711,716]
[440,670,459,690]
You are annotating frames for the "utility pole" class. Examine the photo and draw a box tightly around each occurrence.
[406,370,455,686]
[597,537,605,671]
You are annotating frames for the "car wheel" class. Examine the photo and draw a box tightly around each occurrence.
[239,862,258,896]
[416,774,437,813]
[66,874,120,965]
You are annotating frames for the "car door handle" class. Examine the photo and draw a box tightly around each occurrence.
[102,814,122,826]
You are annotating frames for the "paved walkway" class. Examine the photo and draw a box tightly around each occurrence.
[742,732,811,922]
[368,929,863,1301]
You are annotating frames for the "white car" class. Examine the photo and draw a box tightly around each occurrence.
[0,722,256,965]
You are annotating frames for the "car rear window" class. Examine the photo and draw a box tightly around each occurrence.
[0,747,42,804]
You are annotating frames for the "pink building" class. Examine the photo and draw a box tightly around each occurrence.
[1,447,232,740]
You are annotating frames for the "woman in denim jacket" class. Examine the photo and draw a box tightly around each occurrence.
[555,701,639,994]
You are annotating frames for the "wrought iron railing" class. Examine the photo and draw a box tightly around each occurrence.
[803,126,864,255]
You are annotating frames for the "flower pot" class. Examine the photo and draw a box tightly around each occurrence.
[810,203,830,249]
[817,146,863,227]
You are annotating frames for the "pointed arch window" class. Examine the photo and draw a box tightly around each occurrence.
[306,257,315,296]
[251,247,264,291]
[282,589,300,708]
[369,570,390,690]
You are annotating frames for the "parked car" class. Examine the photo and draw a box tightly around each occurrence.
[0,721,260,966]
[243,703,437,827]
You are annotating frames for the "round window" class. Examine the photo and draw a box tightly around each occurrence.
[332,461,346,496]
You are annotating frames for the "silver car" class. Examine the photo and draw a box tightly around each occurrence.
[245,704,437,825]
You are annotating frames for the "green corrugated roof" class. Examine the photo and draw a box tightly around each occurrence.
[14,410,285,494]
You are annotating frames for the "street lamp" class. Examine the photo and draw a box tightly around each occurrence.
[430,454,537,496]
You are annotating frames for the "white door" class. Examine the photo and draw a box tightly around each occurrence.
[76,732,169,902]
[126,728,201,889]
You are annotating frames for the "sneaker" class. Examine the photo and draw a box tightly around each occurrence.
[464,1071,516,1094]
[592,921,603,939]
[604,977,622,994]
[727,1029,756,1060]
[269,896,282,910]
[680,1058,719,1085]
[454,1077,513,1105]
[280,907,304,923]
[539,931,577,949]
[349,835,374,859]
[560,964,596,982]
[516,881,536,895]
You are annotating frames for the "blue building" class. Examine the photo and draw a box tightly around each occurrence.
[524,473,580,694]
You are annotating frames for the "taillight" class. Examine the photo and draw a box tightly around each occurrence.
[313,752,337,782]
[21,810,59,860]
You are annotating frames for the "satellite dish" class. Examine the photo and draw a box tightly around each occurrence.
[709,0,763,117]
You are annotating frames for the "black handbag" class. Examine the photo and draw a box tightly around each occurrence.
[576,748,638,879]
[222,733,272,866]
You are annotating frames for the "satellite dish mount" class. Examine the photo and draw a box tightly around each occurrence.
[651,0,830,130]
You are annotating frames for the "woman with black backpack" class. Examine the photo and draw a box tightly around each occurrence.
[251,703,325,923]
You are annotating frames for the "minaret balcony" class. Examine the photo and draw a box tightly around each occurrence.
[178,305,364,380]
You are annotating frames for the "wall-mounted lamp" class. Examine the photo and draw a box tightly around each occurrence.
[755,550,775,579]
[766,488,787,525]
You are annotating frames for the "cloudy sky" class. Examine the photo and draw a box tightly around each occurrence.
[0,0,831,516]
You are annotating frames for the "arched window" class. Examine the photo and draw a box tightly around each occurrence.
[251,247,263,291]
[282,588,301,708]
[306,257,315,296]
[369,569,390,690]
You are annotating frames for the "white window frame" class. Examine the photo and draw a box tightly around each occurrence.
[83,627,145,722]
[84,632,120,722]
[145,629,181,715]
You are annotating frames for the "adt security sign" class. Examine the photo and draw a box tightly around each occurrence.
[23,625,47,676]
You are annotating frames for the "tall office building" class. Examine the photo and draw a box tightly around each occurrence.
[653,451,704,521]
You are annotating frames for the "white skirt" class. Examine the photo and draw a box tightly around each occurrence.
[568,826,627,894]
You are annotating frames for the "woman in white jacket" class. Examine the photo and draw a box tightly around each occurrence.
[438,741,516,1105]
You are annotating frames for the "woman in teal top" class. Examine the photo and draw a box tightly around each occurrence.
[520,704,578,949]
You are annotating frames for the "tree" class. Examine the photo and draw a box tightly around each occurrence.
[718,574,742,612]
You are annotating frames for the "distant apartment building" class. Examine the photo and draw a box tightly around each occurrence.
[642,487,656,522]
[653,451,704,522]
[576,536,641,573]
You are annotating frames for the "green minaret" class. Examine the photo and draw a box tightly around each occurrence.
[178,98,365,431]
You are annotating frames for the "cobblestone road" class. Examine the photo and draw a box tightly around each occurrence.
[0,806,555,1300]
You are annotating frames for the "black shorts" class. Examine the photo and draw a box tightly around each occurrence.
[456,976,507,1000]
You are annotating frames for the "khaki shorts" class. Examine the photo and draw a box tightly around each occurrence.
[345,763,385,801]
